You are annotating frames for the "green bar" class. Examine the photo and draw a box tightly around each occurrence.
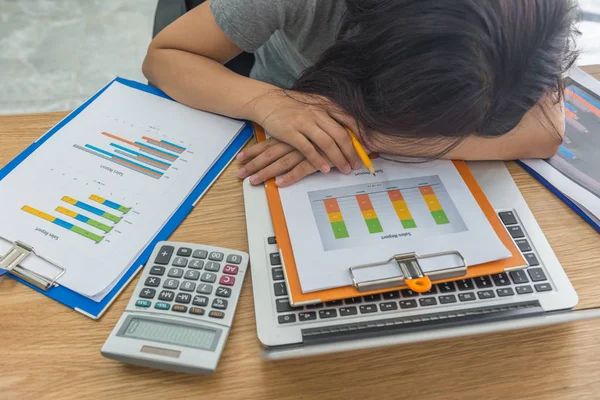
[70,225,103,243]
[118,205,131,213]
[431,210,450,225]
[330,221,350,239]
[365,218,383,234]
[401,219,417,229]
[102,212,121,223]
[87,219,113,233]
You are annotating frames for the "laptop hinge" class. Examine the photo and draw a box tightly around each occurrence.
[301,301,543,344]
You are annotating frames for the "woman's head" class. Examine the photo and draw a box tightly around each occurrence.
[293,0,578,156]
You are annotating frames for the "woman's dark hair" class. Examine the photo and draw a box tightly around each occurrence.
[292,0,579,156]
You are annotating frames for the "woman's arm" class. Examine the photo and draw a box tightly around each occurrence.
[445,97,565,160]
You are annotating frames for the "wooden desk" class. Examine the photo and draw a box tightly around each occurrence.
[2,66,600,400]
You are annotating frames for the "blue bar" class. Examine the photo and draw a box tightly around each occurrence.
[75,214,90,223]
[109,143,171,167]
[564,102,577,113]
[134,142,178,158]
[103,199,121,210]
[53,218,74,230]
[74,201,106,217]
[84,144,164,175]
[568,86,600,110]
[559,146,575,159]
[161,140,186,151]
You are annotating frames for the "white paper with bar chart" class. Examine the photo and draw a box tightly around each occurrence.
[279,159,512,293]
[0,81,244,298]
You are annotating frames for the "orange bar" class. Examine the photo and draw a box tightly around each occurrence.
[139,146,177,160]
[142,136,183,153]
[138,155,169,169]
[565,89,600,118]
[355,194,374,211]
[113,158,162,178]
[323,198,341,213]
[388,190,404,201]
[565,108,577,120]
[101,132,136,146]
[418,186,434,195]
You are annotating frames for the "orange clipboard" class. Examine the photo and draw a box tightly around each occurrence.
[253,123,526,306]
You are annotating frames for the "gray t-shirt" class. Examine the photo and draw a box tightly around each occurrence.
[211,0,346,89]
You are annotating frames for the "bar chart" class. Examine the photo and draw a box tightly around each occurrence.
[73,131,188,179]
[308,175,467,251]
[21,194,131,243]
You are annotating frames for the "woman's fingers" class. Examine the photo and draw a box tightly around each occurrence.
[237,140,294,179]
[301,124,350,174]
[273,128,331,174]
[316,114,361,170]
[248,150,306,185]
[275,159,317,187]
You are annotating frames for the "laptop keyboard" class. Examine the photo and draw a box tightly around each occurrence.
[269,210,553,325]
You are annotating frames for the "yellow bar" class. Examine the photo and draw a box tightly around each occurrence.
[361,210,377,220]
[22,205,55,222]
[328,211,343,223]
[61,196,77,205]
[55,206,78,218]
[89,194,105,203]
[392,200,413,220]
[422,194,442,211]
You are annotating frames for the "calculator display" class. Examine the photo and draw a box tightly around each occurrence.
[121,317,217,351]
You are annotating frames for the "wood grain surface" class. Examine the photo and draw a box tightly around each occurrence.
[1,65,600,400]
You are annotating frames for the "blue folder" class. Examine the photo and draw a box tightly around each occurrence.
[0,78,253,319]
[517,161,600,234]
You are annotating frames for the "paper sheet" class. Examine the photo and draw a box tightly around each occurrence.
[0,81,244,298]
[278,159,511,293]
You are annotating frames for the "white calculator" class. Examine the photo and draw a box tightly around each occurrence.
[101,241,248,374]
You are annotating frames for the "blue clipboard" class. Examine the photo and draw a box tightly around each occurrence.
[0,78,253,319]
[517,160,600,234]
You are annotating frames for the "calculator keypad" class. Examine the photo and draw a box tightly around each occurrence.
[131,242,247,327]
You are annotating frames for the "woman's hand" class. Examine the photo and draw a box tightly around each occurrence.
[237,138,325,187]
[245,90,361,175]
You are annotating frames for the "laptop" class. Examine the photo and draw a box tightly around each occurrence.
[243,161,600,359]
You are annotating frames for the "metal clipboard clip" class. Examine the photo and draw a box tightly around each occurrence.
[349,250,467,293]
[0,235,65,290]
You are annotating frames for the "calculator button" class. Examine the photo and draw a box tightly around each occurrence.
[158,290,175,301]
[477,290,496,299]
[510,270,530,284]
[497,288,515,297]
[167,268,184,278]
[325,300,343,307]
[139,288,155,299]
[184,270,200,281]
[276,298,297,313]
[180,281,196,292]
[189,307,205,316]
[192,295,209,307]
[516,239,532,253]
[196,284,213,294]
[154,245,174,265]
[189,259,204,269]
[339,307,358,316]
[201,272,217,283]
[223,265,239,275]
[524,253,540,266]
[492,273,511,286]
[278,314,296,324]
[299,311,318,321]
[267,236,277,244]
[274,282,287,296]
[419,297,438,306]
[269,252,281,266]
[177,247,192,257]
[399,300,418,309]
[144,277,160,287]
[401,289,419,297]
[528,268,548,282]
[507,226,525,238]
[205,262,220,272]
[219,275,235,286]
[516,285,534,294]
[154,302,170,310]
[226,254,242,264]
[439,295,457,304]
[535,283,552,292]
[176,293,192,304]
[363,294,381,302]
[306,303,323,309]
[192,249,208,259]
[212,298,228,310]
[216,287,232,298]
[423,286,438,295]
[498,211,518,225]
[379,302,398,311]
[135,300,151,308]
[359,304,377,314]
[172,305,188,313]
[149,266,165,276]
[163,279,179,290]
[474,276,492,288]
[172,257,188,267]
[345,297,362,304]
[319,309,337,319]
[458,293,476,302]
[209,311,225,319]
[456,279,474,291]
[208,251,224,261]
[438,282,456,292]
[271,267,284,281]
[382,291,400,300]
